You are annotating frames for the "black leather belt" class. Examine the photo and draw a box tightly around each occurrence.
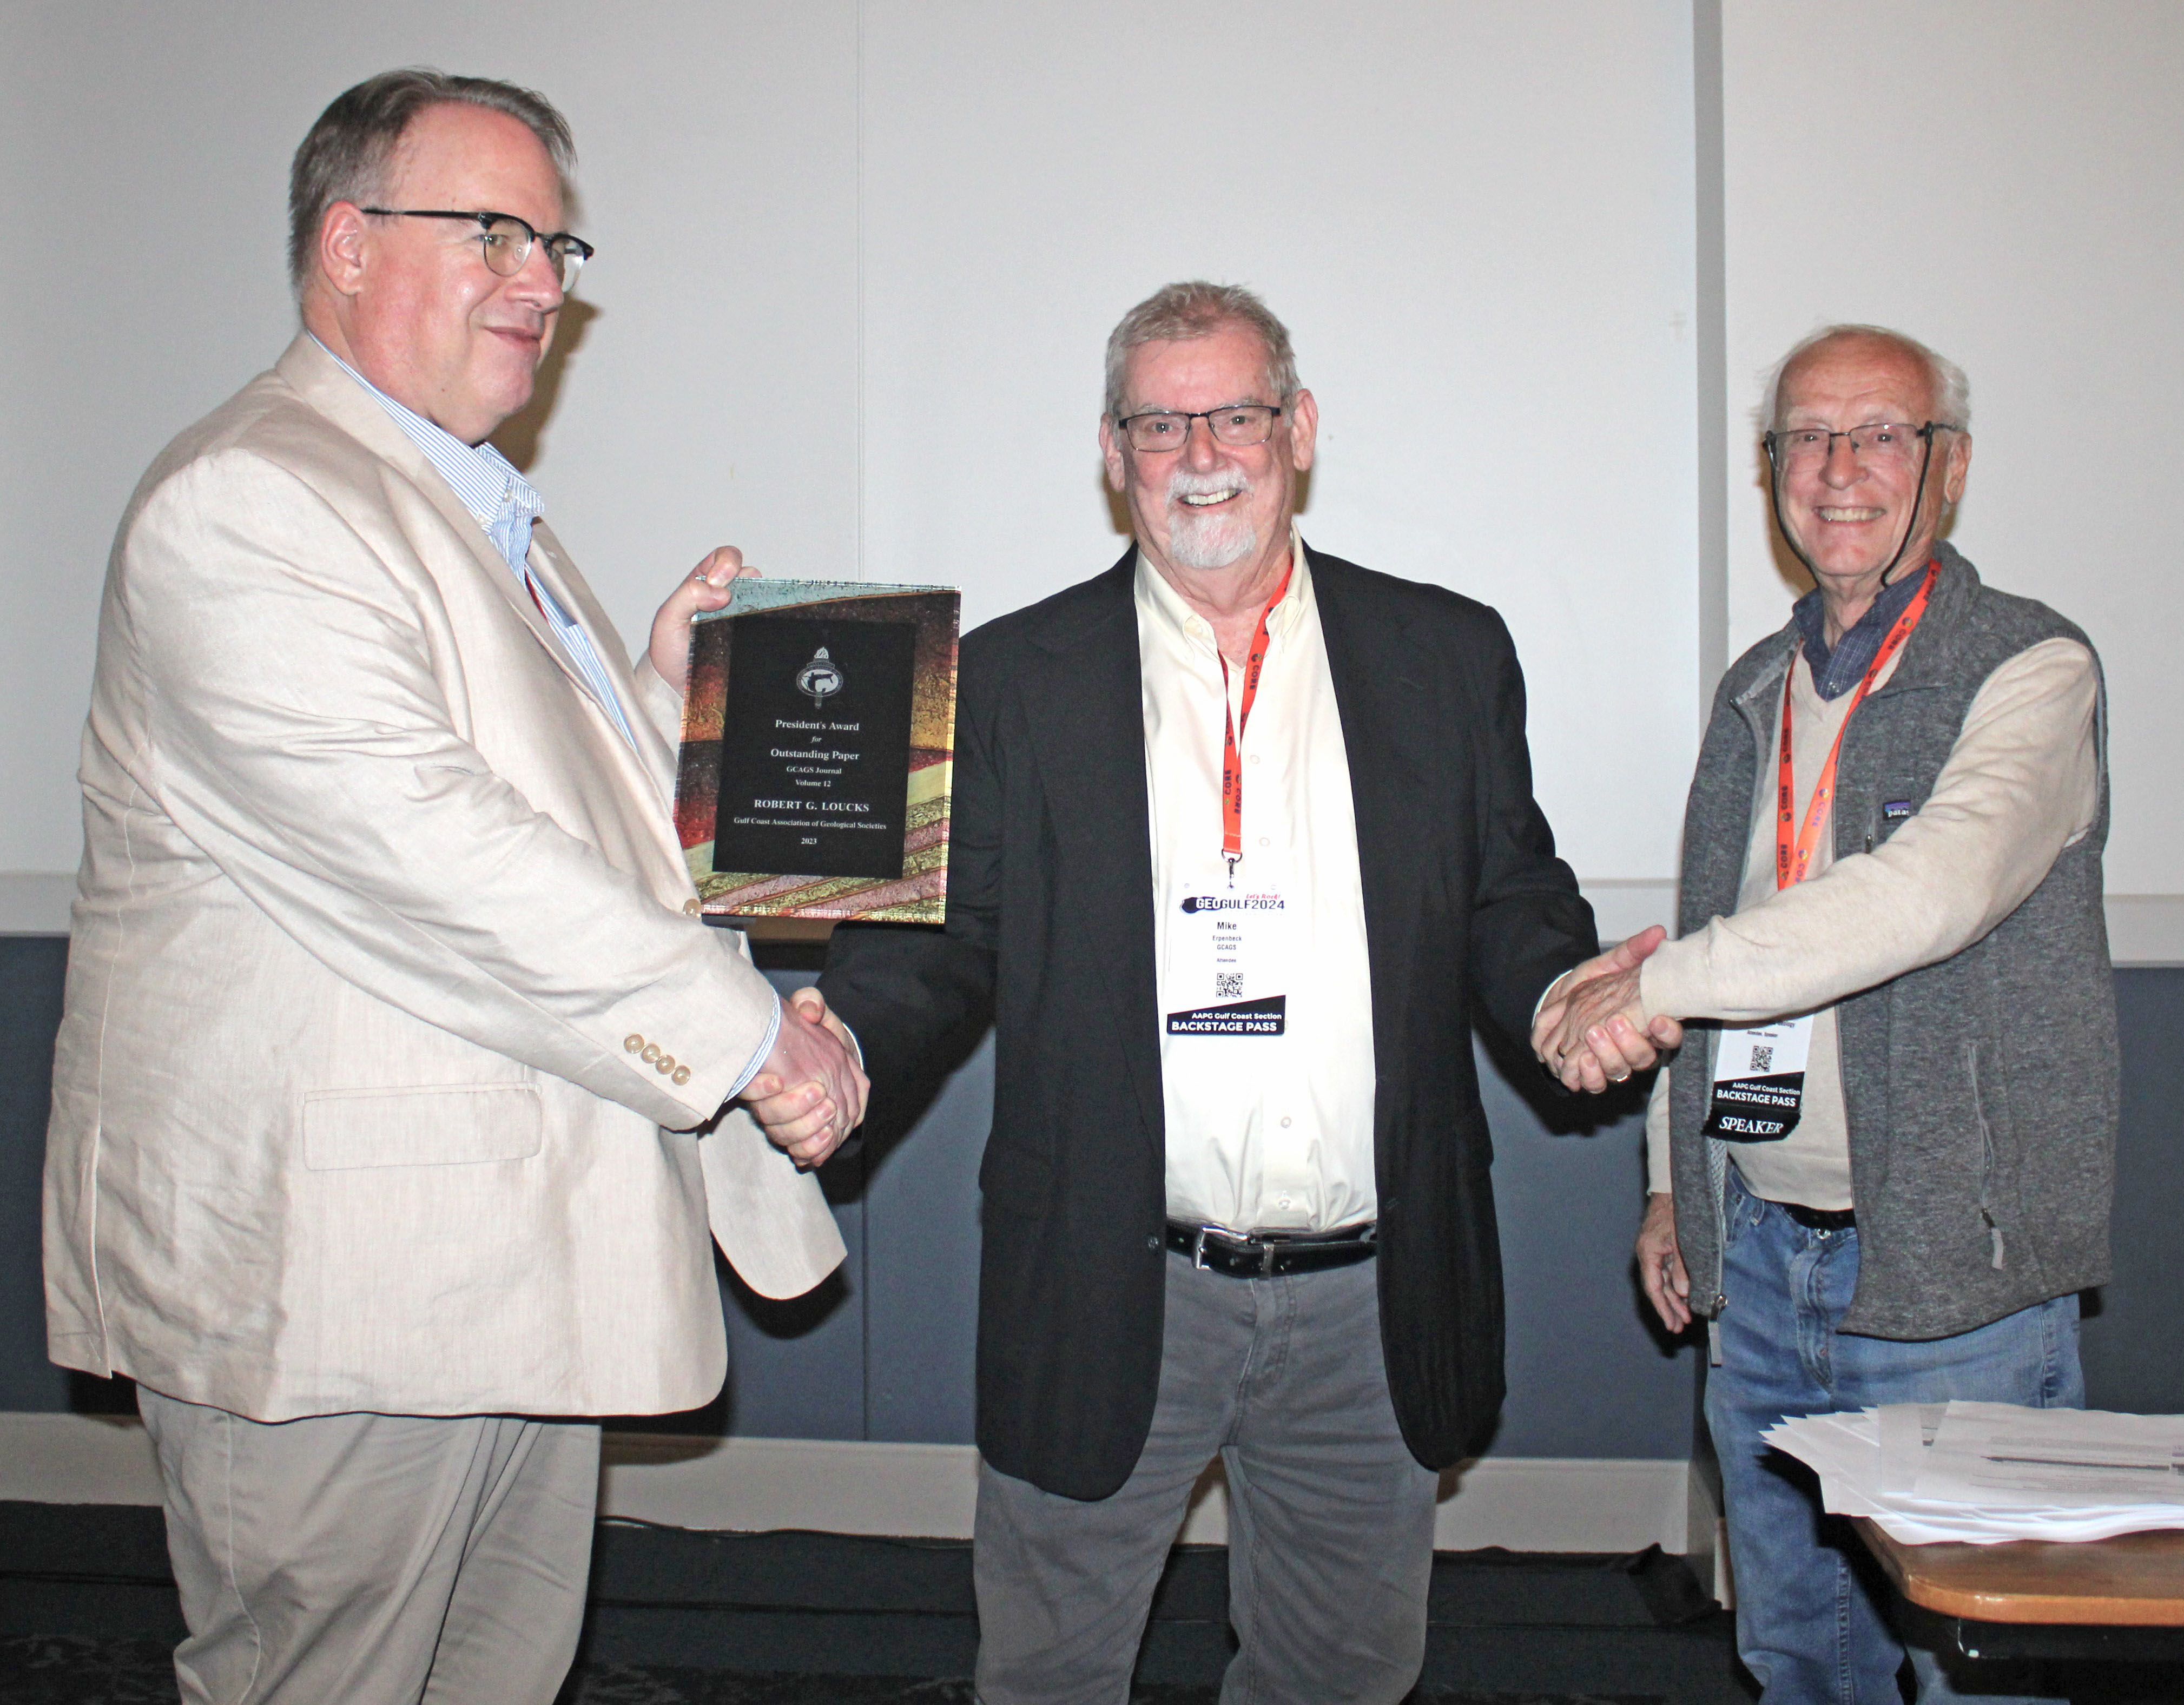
[1165,1219,1378,1278]
[1779,1202,1856,1232]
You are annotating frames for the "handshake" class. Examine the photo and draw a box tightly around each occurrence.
[1529,925,1684,1094]
[737,987,868,1169]
[737,923,1690,1169]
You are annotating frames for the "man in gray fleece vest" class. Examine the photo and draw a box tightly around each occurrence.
[1534,325,2113,1703]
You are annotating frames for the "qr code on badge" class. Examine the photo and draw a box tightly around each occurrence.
[1215,973,1244,998]
[1750,1045,1774,1073]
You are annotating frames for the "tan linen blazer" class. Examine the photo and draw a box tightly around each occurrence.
[44,335,842,1423]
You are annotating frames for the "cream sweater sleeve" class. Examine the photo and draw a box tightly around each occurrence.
[1640,637,2099,1026]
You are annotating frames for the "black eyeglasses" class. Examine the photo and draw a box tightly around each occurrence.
[1114,404,1285,452]
[361,208,593,291]
[1764,420,1957,472]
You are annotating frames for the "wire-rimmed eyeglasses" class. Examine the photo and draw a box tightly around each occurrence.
[1764,420,1958,472]
[1114,404,1285,453]
[361,208,594,292]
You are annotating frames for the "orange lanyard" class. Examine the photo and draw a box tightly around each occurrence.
[1776,563,1935,890]
[1219,559,1296,878]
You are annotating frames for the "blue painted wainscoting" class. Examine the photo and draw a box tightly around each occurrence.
[2,934,2177,1450]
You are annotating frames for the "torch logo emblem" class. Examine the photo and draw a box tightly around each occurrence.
[796,646,844,705]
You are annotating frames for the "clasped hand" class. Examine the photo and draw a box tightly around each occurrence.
[1530,926,1684,1094]
[739,988,868,1169]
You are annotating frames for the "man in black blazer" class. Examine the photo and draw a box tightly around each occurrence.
[821,282,1661,1703]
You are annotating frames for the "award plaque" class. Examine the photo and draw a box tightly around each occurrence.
[674,580,959,923]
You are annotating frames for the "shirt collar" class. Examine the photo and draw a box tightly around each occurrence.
[1134,524,1313,654]
[309,336,542,545]
[1790,560,1929,701]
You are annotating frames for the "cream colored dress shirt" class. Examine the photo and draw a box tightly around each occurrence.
[1138,534,1378,1234]
[1642,635,2100,1206]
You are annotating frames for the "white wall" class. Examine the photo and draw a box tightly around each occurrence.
[1,1,866,878]
[0,0,1697,900]
[856,1,1700,885]
[1722,0,2184,902]
[3,1,2177,946]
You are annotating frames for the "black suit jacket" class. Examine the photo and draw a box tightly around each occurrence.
[822,544,1596,1499]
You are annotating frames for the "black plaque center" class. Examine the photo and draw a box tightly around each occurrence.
[712,615,916,880]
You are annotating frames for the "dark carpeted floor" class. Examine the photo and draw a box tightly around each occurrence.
[0,1501,1740,1703]
[9,1503,2183,1703]
[0,1638,1666,1704]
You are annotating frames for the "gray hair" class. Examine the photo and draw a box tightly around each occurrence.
[287,68,576,296]
[1103,281,1300,420]
[1760,322,1971,433]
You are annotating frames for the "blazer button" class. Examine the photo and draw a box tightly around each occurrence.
[671,1066,692,1087]
[655,1054,676,1075]
[641,1043,663,1065]
[683,898,702,916]
[1146,1234,1160,1250]
[624,1034,645,1054]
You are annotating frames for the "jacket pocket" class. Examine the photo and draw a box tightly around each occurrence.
[302,1084,544,1171]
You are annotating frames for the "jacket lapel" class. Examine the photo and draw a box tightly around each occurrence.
[275,337,613,718]
[275,336,689,893]
[1019,552,1166,1154]
[1312,550,1436,1119]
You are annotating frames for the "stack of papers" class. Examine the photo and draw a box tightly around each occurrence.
[1765,1400,2184,1545]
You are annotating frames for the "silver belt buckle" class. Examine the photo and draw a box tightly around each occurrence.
[1191,1226,1212,1271]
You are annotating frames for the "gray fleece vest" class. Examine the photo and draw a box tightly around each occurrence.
[1668,545,2115,1340]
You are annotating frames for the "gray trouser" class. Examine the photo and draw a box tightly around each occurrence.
[974,1250,1440,1705]
[137,1385,601,1705]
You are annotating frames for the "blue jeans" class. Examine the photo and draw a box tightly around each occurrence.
[1705,1169,2083,1705]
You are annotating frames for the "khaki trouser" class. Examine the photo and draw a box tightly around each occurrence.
[138,1386,601,1705]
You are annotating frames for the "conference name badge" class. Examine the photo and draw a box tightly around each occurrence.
[1165,876,1290,1037]
[1701,1014,1811,1142]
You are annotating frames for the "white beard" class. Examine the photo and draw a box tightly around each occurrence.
[1164,468,1258,570]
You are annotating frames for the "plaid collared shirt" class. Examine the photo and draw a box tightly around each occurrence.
[1790,564,1930,701]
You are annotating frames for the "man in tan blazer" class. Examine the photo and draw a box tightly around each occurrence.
[42,69,861,1704]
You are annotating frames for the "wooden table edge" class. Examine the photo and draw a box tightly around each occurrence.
[1856,1518,2184,1627]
